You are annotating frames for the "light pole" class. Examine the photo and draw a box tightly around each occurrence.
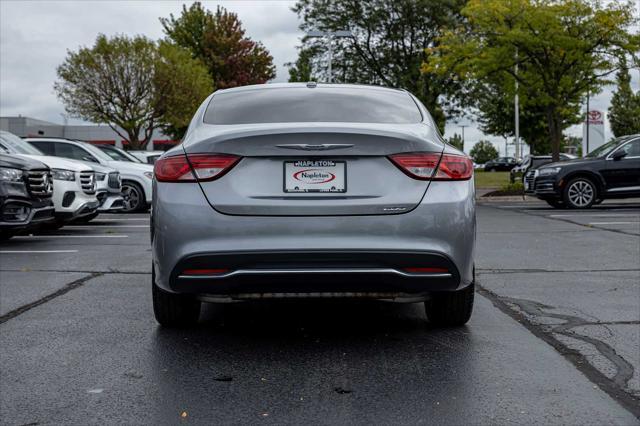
[514,48,520,160]
[306,30,353,83]
[459,124,468,151]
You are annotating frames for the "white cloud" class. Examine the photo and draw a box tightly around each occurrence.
[0,1,300,124]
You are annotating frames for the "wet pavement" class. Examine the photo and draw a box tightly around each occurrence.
[1,201,639,424]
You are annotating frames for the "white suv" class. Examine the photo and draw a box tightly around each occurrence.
[26,138,154,212]
[0,131,99,222]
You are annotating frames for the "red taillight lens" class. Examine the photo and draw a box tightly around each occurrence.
[389,152,473,181]
[434,154,473,180]
[155,154,240,182]
[389,153,441,180]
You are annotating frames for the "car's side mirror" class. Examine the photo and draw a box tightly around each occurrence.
[82,156,98,163]
[611,150,627,161]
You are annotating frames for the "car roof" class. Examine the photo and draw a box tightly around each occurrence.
[213,82,408,96]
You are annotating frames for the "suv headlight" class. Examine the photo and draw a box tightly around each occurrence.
[143,171,153,179]
[52,169,76,181]
[0,167,23,182]
[538,167,561,176]
[95,172,106,181]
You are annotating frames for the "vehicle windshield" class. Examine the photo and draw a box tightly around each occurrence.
[0,131,44,155]
[204,87,423,124]
[101,146,142,163]
[586,138,625,158]
[81,143,123,162]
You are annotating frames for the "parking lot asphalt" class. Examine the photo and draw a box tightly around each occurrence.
[1,202,639,425]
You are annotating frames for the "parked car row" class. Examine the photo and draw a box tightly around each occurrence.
[0,131,155,239]
[524,135,640,208]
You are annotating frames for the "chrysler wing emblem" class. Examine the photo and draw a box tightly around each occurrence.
[275,144,354,151]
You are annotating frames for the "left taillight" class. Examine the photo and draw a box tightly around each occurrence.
[154,154,240,182]
[389,152,473,181]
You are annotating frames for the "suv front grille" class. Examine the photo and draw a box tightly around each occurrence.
[80,171,96,194]
[26,170,53,198]
[107,172,121,190]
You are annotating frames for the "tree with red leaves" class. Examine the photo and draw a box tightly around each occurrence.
[161,3,276,90]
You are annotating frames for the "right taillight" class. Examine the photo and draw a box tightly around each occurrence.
[154,153,240,182]
[389,152,473,181]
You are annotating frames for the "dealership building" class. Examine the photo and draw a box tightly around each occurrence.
[0,116,177,151]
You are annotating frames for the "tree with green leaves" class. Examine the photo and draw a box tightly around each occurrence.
[161,2,275,90]
[287,46,318,83]
[470,140,499,164]
[290,0,467,132]
[55,34,212,148]
[447,133,464,151]
[424,0,639,161]
[155,41,214,140]
[609,57,640,137]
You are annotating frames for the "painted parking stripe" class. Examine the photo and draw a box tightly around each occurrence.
[65,225,148,228]
[0,250,79,254]
[589,222,639,226]
[93,218,149,221]
[14,235,129,239]
[550,214,640,218]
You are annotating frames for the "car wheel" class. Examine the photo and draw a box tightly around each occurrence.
[563,177,597,209]
[425,283,474,326]
[121,181,145,212]
[0,230,14,241]
[152,266,201,327]
[545,199,565,209]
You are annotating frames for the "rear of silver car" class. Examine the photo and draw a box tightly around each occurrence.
[151,84,475,327]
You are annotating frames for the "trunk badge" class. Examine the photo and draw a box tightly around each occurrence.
[276,144,354,151]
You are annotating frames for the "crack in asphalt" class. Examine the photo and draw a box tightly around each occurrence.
[477,285,640,418]
[0,268,150,275]
[0,273,103,325]
[501,296,635,389]
[485,204,640,237]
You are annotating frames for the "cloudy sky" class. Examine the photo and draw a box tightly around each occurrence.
[1,0,637,154]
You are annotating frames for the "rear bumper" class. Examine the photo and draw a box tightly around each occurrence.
[152,179,476,298]
[169,250,461,299]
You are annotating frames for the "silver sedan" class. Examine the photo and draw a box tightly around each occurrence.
[151,83,476,327]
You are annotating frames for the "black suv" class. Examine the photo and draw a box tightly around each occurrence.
[510,153,576,183]
[0,154,55,239]
[526,135,640,208]
[484,157,517,172]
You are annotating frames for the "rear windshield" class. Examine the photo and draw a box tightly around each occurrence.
[203,87,423,124]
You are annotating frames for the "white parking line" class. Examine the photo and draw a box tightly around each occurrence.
[65,225,148,228]
[93,218,149,221]
[14,235,129,239]
[589,222,639,226]
[0,250,79,254]
[550,214,640,218]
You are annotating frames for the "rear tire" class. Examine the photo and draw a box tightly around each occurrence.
[425,283,474,326]
[152,266,200,327]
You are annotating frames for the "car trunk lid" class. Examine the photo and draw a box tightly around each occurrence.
[184,123,443,216]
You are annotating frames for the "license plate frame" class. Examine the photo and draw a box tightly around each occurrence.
[283,160,347,193]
